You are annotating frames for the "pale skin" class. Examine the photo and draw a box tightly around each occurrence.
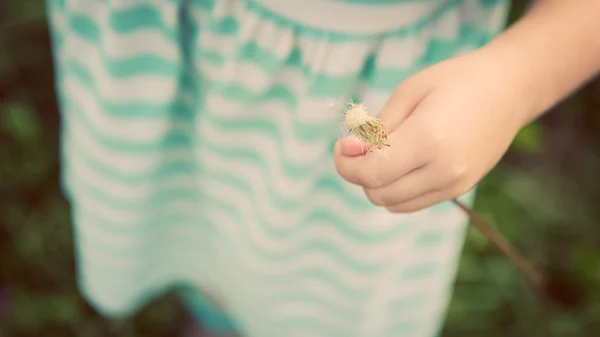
[334,0,600,213]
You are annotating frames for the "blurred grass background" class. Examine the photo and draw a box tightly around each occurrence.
[1,1,599,336]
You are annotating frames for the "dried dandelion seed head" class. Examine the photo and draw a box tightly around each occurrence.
[344,103,374,130]
[343,102,390,152]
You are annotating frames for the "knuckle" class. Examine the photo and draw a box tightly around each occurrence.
[385,205,401,213]
[364,188,386,206]
[451,164,468,180]
[358,171,383,189]
[442,161,468,182]
[424,124,447,149]
[452,181,475,197]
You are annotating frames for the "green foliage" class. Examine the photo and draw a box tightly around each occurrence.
[1,102,41,142]
[1,1,599,337]
[512,122,544,153]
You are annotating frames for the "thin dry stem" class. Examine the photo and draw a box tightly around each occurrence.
[452,199,544,299]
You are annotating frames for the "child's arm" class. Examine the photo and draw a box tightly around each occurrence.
[483,0,600,124]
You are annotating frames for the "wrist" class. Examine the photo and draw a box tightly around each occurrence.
[478,0,600,125]
[464,44,541,130]
[475,39,543,127]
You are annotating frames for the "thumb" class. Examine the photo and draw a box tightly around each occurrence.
[336,135,366,157]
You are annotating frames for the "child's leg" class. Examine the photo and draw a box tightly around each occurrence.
[178,287,239,336]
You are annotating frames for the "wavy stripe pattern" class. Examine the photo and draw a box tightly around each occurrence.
[46,0,509,336]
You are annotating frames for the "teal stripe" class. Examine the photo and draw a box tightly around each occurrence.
[210,16,239,35]
[69,15,100,41]
[109,4,173,35]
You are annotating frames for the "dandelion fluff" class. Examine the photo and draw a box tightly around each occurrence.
[343,102,390,153]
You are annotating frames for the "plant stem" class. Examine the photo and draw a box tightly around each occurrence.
[452,199,544,298]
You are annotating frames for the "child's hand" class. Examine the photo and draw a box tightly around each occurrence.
[334,52,531,213]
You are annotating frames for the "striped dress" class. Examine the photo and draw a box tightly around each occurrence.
[46,0,510,336]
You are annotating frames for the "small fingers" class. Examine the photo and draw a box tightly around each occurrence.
[385,183,474,213]
[385,190,448,213]
[363,165,443,207]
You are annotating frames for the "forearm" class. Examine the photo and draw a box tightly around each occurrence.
[480,0,600,124]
